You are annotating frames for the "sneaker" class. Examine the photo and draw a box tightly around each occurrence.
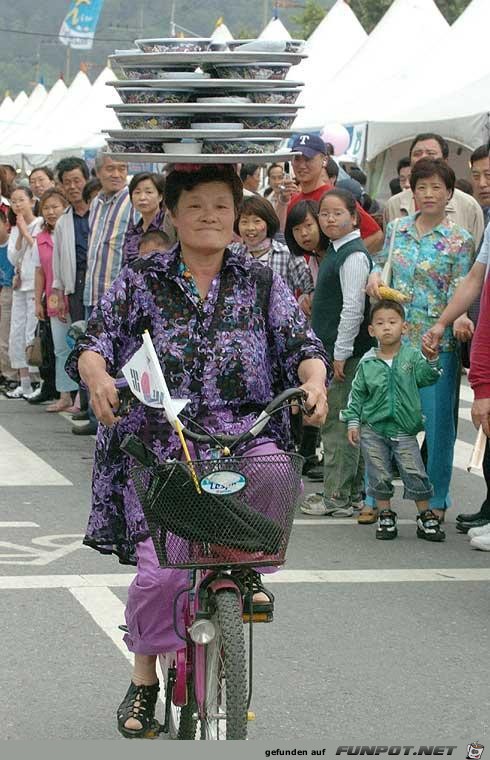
[300,493,327,516]
[376,509,398,540]
[5,385,26,399]
[470,534,490,551]
[299,494,354,517]
[323,504,354,517]
[468,523,490,539]
[23,386,42,401]
[416,510,445,542]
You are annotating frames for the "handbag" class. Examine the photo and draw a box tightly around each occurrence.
[26,324,43,367]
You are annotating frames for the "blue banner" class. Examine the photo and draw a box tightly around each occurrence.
[59,0,105,50]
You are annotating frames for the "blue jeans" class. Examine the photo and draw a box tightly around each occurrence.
[361,425,433,503]
[365,350,458,511]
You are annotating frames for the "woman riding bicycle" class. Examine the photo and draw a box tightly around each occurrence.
[66,164,329,739]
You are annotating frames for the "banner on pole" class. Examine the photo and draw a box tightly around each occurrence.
[59,0,105,50]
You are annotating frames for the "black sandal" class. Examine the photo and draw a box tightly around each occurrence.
[117,681,160,739]
[242,573,275,620]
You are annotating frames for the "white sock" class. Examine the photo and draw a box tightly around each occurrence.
[21,378,32,394]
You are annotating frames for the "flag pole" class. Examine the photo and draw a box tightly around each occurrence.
[142,331,201,492]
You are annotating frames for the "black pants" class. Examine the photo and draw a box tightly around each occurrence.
[39,318,57,396]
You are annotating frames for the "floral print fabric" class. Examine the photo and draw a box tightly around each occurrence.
[66,244,329,564]
[376,214,474,351]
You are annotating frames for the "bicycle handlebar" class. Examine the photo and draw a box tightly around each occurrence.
[118,384,309,464]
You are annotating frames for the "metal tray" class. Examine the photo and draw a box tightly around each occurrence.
[110,51,305,66]
[110,103,300,114]
[105,129,297,140]
[105,151,299,164]
[107,78,303,90]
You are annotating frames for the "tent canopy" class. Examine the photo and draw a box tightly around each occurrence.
[297,0,449,128]
[259,17,292,41]
[291,0,367,127]
[210,21,233,42]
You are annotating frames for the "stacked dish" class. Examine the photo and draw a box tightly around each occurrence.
[105,37,306,164]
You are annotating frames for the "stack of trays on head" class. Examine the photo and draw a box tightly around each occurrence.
[105,37,306,164]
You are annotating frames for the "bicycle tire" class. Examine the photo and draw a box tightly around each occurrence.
[203,589,248,740]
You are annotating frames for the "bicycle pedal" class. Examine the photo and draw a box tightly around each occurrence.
[142,720,162,739]
[242,612,273,623]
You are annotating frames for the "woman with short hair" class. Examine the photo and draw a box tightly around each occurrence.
[123,172,165,265]
[66,164,329,739]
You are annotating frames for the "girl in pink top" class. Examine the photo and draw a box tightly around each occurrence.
[34,189,78,412]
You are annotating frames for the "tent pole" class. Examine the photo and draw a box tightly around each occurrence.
[65,45,71,83]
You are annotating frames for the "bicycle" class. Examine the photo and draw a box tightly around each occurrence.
[119,387,308,740]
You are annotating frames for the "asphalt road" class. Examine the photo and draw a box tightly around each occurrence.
[0,381,488,742]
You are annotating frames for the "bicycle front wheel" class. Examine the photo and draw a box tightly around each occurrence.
[203,589,248,740]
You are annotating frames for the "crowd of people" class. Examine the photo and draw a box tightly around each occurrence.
[0,131,489,556]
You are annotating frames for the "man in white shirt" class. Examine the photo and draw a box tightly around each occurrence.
[384,132,484,248]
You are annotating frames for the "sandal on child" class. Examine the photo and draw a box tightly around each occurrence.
[117,681,160,739]
[357,508,378,525]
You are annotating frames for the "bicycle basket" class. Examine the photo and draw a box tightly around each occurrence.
[130,452,303,569]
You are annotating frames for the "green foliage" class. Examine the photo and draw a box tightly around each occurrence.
[350,0,471,32]
[291,0,327,39]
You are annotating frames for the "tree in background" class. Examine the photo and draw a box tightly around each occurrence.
[291,0,327,38]
[350,0,471,32]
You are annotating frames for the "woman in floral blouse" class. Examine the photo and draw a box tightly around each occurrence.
[66,164,329,739]
[122,172,166,266]
[367,158,474,520]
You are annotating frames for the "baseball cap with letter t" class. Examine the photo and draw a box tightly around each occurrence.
[291,134,327,158]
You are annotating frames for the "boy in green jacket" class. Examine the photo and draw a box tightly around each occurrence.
[340,300,444,541]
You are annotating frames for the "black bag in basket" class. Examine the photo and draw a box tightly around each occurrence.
[138,461,284,554]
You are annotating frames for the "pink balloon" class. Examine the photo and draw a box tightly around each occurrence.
[320,123,350,156]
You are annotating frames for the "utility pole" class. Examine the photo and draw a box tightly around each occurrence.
[263,0,269,26]
[170,0,176,36]
[65,45,71,82]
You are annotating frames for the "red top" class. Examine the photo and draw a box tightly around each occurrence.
[288,183,381,240]
[469,275,490,399]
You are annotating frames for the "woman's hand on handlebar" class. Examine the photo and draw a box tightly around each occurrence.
[298,381,328,426]
[87,371,120,427]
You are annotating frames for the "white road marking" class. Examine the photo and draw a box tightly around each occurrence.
[0,534,84,565]
[3,567,490,590]
[69,586,132,663]
[0,521,40,528]
[0,425,72,486]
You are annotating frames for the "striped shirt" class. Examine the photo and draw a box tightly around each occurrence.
[83,187,132,307]
[230,238,314,297]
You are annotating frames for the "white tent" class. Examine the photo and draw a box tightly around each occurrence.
[0,80,67,159]
[0,72,93,166]
[259,17,292,41]
[210,21,234,43]
[55,66,121,152]
[0,95,15,127]
[296,0,449,129]
[291,0,367,125]
[359,0,490,198]
[0,90,29,143]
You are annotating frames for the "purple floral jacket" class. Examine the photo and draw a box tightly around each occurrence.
[66,244,330,564]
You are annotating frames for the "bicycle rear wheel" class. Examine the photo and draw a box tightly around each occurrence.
[203,589,248,740]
